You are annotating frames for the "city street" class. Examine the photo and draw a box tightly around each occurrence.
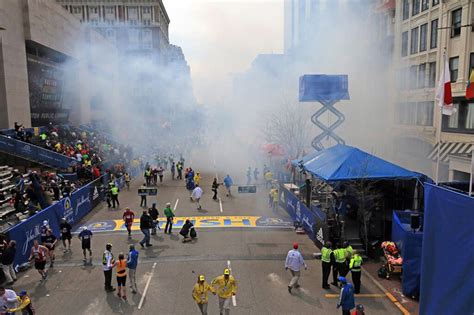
[14,170,403,314]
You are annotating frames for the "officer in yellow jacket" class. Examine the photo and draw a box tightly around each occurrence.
[211,268,237,315]
[349,251,363,294]
[192,275,215,315]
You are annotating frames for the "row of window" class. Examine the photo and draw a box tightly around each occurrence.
[400,62,436,90]
[443,100,474,133]
[402,0,439,20]
[401,18,438,56]
[72,6,152,16]
[397,101,434,126]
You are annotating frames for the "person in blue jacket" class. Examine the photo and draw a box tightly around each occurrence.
[127,244,139,294]
[223,175,233,197]
[337,276,355,315]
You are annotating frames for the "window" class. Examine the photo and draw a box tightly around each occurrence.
[466,103,474,129]
[143,19,151,26]
[142,29,153,49]
[421,0,429,11]
[411,27,419,55]
[432,0,439,6]
[142,6,151,14]
[418,63,426,88]
[105,6,114,15]
[448,104,459,128]
[430,19,438,49]
[420,23,428,52]
[451,8,462,37]
[449,57,459,82]
[413,0,420,16]
[402,0,409,20]
[469,53,474,73]
[72,6,82,14]
[428,62,436,87]
[410,66,418,89]
[89,6,98,14]
[402,31,408,57]
[417,102,434,126]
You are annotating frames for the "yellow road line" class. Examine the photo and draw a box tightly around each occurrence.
[325,294,386,298]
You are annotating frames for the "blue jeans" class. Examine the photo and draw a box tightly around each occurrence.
[140,229,150,246]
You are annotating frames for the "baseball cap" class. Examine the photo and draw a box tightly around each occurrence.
[338,276,347,283]
[293,242,299,249]
[19,290,27,296]
[199,275,205,281]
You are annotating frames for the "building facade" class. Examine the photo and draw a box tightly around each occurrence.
[0,0,119,129]
[392,0,474,181]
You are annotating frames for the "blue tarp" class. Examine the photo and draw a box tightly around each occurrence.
[419,184,474,315]
[291,150,320,167]
[300,145,420,181]
[392,211,423,298]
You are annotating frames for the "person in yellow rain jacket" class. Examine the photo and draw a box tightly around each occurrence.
[211,268,237,315]
[8,290,35,314]
[194,172,201,186]
[192,275,215,315]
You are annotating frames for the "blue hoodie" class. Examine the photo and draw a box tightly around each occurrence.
[223,175,233,187]
[338,282,355,311]
[127,249,139,269]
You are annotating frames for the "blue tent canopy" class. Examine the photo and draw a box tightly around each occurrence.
[291,150,320,167]
[300,145,420,181]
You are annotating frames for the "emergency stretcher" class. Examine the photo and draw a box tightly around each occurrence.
[381,241,403,279]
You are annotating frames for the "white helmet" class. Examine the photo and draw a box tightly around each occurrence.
[42,220,48,226]
[82,226,88,231]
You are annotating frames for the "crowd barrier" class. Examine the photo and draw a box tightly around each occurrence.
[279,184,328,248]
[7,175,106,269]
[0,135,77,169]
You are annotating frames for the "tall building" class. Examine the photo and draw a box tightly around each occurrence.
[391,0,474,181]
[57,1,170,58]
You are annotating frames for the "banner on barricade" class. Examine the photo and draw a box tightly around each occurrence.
[7,176,105,268]
[279,184,328,247]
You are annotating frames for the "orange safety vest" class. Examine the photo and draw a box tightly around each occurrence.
[116,260,127,277]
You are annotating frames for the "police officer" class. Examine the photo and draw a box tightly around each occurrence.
[332,243,347,286]
[111,184,120,208]
[349,250,363,294]
[102,243,115,291]
[344,241,353,269]
[321,241,333,289]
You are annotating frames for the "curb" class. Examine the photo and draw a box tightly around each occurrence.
[362,268,411,315]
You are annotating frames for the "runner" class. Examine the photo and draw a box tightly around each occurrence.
[124,172,131,190]
[28,240,48,281]
[40,220,49,243]
[191,185,203,210]
[123,207,135,238]
[78,226,93,263]
[114,253,127,300]
[42,229,57,267]
[59,218,72,253]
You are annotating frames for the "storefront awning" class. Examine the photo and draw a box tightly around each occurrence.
[427,142,473,163]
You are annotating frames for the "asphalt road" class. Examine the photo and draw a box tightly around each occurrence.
[12,168,403,315]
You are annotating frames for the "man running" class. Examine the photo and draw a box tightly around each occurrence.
[29,240,48,281]
[123,208,135,238]
[223,175,233,197]
[59,218,72,252]
[42,229,57,267]
[191,185,203,210]
[78,226,93,263]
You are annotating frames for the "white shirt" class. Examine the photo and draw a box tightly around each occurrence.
[103,250,114,271]
[192,186,203,199]
[285,249,307,272]
[0,289,18,310]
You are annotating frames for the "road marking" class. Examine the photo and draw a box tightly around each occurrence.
[362,268,411,315]
[227,260,237,307]
[325,293,386,298]
[219,198,223,213]
[138,262,157,310]
[174,199,179,211]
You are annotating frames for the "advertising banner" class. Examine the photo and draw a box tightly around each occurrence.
[279,184,328,248]
[0,135,77,169]
[7,176,105,269]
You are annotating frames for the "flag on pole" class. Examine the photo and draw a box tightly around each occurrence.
[435,57,454,115]
[466,69,474,100]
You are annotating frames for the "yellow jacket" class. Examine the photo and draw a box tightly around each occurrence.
[194,174,201,185]
[264,172,273,181]
[192,281,215,304]
[270,188,279,202]
[212,275,237,298]
[8,296,32,312]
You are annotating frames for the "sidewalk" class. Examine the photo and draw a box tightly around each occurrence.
[363,261,419,315]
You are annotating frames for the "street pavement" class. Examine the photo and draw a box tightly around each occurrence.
[12,168,404,314]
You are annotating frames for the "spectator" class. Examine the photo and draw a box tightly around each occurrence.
[1,241,17,285]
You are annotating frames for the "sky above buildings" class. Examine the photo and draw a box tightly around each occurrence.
[163,0,283,105]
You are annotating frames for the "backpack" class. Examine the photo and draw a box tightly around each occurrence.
[190,227,197,238]
[377,266,387,279]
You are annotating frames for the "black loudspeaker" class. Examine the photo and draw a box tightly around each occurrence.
[410,213,420,231]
